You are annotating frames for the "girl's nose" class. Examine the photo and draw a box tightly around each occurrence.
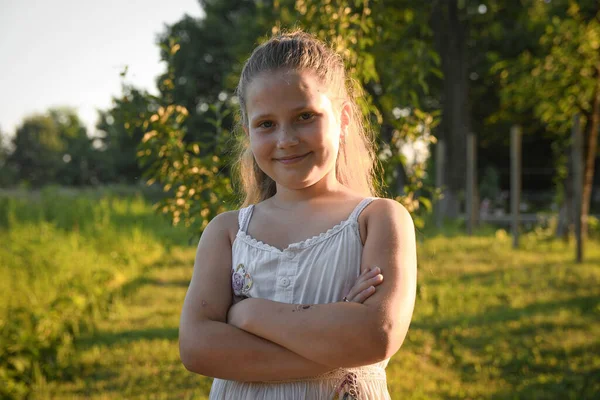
[277,126,299,148]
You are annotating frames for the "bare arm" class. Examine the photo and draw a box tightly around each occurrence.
[178,211,334,382]
[228,199,417,368]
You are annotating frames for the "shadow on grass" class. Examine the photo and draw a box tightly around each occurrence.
[147,256,194,269]
[108,212,197,248]
[413,294,599,331]
[120,275,189,295]
[78,327,179,349]
[118,269,190,301]
[489,349,600,400]
[412,291,600,399]
[424,260,594,290]
[72,372,212,399]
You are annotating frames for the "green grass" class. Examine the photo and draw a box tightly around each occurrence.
[0,187,191,399]
[396,235,600,399]
[3,189,599,399]
[33,248,210,399]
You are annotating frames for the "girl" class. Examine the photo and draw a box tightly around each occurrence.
[179,31,417,399]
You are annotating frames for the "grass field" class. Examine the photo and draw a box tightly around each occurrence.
[2,188,599,399]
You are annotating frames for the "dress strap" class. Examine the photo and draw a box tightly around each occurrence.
[237,205,255,233]
[349,197,377,222]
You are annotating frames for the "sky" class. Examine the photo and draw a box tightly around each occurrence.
[0,0,204,137]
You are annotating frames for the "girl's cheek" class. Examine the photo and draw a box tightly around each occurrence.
[250,136,270,155]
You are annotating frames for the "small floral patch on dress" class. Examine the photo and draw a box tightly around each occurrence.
[232,263,252,296]
[333,372,360,400]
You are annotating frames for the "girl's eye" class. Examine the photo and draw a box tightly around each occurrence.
[299,112,315,121]
[258,121,273,129]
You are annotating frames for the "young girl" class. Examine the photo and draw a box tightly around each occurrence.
[179,31,417,399]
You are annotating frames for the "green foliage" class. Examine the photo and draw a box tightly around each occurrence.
[0,129,18,187]
[0,188,188,399]
[137,102,236,232]
[96,85,160,183]
[8,114,66,186]
[6,108,99,187]
[492,0,600,239]
[378,108,441,228]
[496,2,600,134]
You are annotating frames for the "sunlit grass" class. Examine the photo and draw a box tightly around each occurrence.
[41,234,600,399]
[0,187,190,399]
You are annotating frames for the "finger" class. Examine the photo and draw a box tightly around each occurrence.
[354,267,380,288]
[360,266,380,277]
[351,286,376,303]
[356,267,371,281]
[345,267,382,301]
[367,273,384,287]
[353,270,383,293]
[344,286,359,301]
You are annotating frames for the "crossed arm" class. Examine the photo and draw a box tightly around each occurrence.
[178,199,417,381]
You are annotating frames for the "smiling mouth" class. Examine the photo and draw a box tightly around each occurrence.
[276,152,310,164]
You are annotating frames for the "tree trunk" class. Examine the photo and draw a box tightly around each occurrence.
[581,73,600,238]
[556,132,574,240]
[432,0,470,218]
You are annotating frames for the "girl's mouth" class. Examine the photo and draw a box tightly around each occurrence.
[276,152,310,164]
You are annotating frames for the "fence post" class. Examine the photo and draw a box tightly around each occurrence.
[572,114,583,263]
[510,125,522,249]
[435,139,446,229]
[466,133,477,235]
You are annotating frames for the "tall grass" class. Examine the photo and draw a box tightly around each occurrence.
[0,187,189,399]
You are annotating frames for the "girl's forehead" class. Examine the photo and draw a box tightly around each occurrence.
[245,69,336,117]
[247,69,328,98]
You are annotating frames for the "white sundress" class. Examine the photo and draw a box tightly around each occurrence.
[209,197,392,400]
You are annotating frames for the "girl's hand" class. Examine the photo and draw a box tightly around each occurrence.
[343,267,383,303]
[227,297,252,329]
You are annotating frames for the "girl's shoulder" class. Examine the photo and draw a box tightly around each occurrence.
[210,209,242,246]
[355,198,412,242]
[362,197,411,221]
[361,198,413,233]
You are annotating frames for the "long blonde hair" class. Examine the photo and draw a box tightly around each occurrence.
[235,30,378,206]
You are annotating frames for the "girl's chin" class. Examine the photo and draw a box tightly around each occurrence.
[274,174,334,191]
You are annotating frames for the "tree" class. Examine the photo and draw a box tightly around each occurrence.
[49,109,95,186]
[8,108,95,186]
[0,127,17,187]
[137,102,235,233]
[96,85,159,183]
[9,114,66,186]
[0,127,8,169]
[495,0,600,238]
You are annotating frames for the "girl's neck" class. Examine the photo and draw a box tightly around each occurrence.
[271,176,347,210]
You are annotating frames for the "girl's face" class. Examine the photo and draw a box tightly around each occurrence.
[244,69,347,192]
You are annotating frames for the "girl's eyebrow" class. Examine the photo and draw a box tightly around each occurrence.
[250,105,315,123]
[250,113,273,123]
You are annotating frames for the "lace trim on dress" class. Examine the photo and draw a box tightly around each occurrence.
[235,197,375,253]
[235,218,358,253]
[269,365,386,383]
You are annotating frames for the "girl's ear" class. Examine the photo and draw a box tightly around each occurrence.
[243,125,249,136]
